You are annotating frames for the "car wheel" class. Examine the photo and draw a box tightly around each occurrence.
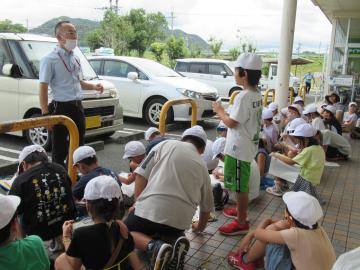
[25,113,52,150]
[144,98,174,126]
[229,87,243,97]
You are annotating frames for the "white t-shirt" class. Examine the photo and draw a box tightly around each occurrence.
[263,123,279,151]
[312,117,326,131]
[224,89,262,162]
[202,140,219,171]
[343,112,358,125]
[321,129,351,156]
[134,140,214,230]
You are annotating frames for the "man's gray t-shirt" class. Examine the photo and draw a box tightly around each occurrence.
[134,140,214,230]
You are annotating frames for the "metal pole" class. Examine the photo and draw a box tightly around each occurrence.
[276,0,297,110]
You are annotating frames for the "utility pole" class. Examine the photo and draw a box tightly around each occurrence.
[166,11,176,36]
[296,42,302,56]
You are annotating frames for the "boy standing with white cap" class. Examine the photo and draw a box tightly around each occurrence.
[213,53,262,235]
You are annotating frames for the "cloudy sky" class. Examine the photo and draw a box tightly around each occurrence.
[2,0,332,52]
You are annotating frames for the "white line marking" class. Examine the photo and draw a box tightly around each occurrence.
[0,155,18,162]
[0,147,21,154]
[124,128,182,138]
[124,128,145,132]
[116,130,134,134]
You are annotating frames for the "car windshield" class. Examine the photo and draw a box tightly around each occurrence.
[19,40,97,80]
[132,58,181,77]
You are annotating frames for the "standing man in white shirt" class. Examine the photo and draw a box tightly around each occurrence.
[213,53,262,235]
[39,21,104,167]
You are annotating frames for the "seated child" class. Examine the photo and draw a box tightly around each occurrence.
[119,141,146,185]
[227,191,336,270]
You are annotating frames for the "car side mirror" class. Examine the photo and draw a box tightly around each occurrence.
[2,63,22,78]
[127,72,139,81]
[270,76,273,80]
[220,71,227,78]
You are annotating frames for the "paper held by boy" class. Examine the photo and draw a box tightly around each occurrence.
[269,157,300,184]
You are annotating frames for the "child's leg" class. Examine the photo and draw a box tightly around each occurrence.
[236,192,248,224]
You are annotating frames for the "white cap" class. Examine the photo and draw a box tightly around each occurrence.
[287,118,307,133]
[144,127,159,141]
[349,102,357,108]
[288,104,303,115]
[212,137,226,160]
[268,102,278,112]
[303,104,318,115]
[283,191,323,228]
[280,107,288,115]
[0,194,20,229]
[262,108,273,120]
[294,96,304,103]
[324,105,336,115]
[73,146,96,165]
[182,125,207,145]
[19,145,46,163]
[234,53,262,70]
[122,141,146,159]
[291,123,315,137]
[84,175,122,201]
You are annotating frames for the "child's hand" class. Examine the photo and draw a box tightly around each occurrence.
[62,220,74,238]
[212,101,224,114]
[257,218,273,229]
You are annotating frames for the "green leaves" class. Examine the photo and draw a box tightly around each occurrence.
[0,19,27,33]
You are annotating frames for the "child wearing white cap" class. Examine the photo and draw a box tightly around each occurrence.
[119,141,146,185]
[72,145,121,201]
[228,191,336,270]
[272,124,325,201]
[262,108,279,152]
[323,105,342,135]
[55,176,143,270]
[9,145,76,251]
[293,96,304,108]
[342,102,358,134]
[0,194,50,269]
[212,53,262,235]
[303,104,326,131]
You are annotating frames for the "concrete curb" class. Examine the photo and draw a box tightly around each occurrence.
[110,131,144,144]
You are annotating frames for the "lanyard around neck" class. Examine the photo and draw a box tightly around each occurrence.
[57,51,80,73]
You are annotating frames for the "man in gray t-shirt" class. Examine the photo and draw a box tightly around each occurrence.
[316,129,351,160]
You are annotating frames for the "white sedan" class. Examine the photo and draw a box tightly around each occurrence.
[88,56,219,126]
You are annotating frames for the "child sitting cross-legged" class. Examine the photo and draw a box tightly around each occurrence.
[227,191,336,270]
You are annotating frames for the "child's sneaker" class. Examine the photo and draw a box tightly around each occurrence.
[266,185,285,197]
[168,236,190,270]
[219,219,249,235]
[227,251,255,270]
[223,207,237,218]
[147,240,172,270]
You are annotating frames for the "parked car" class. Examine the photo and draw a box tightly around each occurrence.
[174,58,242,99]
[87,56,219,126]
[0,33,123,149]
[260,63,301,93]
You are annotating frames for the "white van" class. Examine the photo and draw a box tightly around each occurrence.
[175,58,242,99]
[0,33,123,149]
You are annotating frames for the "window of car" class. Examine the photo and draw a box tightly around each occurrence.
[103,60,148,80]
[8,41,33,78]
[208,64,227,75]
[89,60,102,75]
[175,62,188,72]
[189,63,206,74]
[0,40,11,76]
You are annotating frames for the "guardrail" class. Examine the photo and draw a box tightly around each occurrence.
[298,86,307,102]
[158,99,197,135]
[263,89,276,107]
[289,87,295,104]
[0,116,79,184]
[229,90,240,105]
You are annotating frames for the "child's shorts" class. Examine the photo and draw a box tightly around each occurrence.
[224,155,250,193]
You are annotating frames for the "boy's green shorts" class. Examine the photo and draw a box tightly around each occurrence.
[224,155,251,193]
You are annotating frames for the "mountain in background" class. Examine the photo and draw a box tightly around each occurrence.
[30,16,209,50]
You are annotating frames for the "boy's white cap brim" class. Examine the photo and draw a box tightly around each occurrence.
[73,146,96,165]
[123,141,146,159]
[283,191,323,228]
[234,53,262,70]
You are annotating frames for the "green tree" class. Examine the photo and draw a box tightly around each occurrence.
[0,19,27,33]
[86,11,134,55]
[150,42,166,62]
[126,9,167,56]
[208,37,223,57]
[189,45,202,58]
[166,36,187,67]
[229,47,240,60]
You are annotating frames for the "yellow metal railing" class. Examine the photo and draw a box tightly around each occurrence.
[229,90,240,105]
[263,89,276,107]
[289,87,295,104]
[0,116,79,184]
[159,99,197,135]
[298,86,306,102]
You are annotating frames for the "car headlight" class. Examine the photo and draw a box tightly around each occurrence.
[177,88,202,99]
[109,88,117,98]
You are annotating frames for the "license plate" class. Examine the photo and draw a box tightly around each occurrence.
[85,116,101,129]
